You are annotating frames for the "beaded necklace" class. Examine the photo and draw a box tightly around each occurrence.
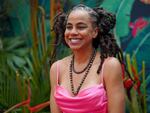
[69,49,96,96]
[72,49,96,74]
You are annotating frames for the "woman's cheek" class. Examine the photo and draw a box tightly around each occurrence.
[64,31,69,39]
[65,30,69,36]
[64,32,69,44]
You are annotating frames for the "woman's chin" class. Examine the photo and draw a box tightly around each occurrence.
[68,44,82,50]
[69,46,81,51]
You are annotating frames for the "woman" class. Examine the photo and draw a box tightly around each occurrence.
[50,4,125,113]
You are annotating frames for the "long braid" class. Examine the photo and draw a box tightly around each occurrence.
[50,12,67,64]
[93,7,123,73]
[52,12,67,46]
[97,33,122,73]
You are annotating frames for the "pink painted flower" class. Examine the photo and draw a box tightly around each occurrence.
[129,17,148,37]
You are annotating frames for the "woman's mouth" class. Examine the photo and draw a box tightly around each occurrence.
[69,38,82,43]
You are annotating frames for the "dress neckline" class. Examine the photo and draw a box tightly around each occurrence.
[56,83,104,97]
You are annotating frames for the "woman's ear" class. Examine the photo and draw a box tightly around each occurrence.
[93,27,99,39]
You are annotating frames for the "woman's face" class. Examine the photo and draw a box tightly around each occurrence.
[64,10,98,50]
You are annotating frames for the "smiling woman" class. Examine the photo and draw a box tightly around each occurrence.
[50,4,126,113]
[65,10,97,51]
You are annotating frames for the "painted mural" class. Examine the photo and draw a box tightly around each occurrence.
[100,1,150,112]
[0,0,150,112]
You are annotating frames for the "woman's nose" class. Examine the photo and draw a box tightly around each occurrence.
[70,28,78,35]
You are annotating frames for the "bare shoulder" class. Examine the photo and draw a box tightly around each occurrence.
[105,57,121,66]
[103,57,122,81]
[104,57,122,72]
[50,55,71,69]
[49,60,60,85]
[59,55,72,70]
[61,55,72,64]
[50,56,71,80]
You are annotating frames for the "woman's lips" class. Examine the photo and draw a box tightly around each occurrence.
[69,38,82,44]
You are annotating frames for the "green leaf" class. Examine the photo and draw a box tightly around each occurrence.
[115,0,135,38]
[13,48,30,57]
[5,0,30,35]
[70,0,81,5]
[3,37,26,51]
[71,0,103,8]
[145,74,150,85]
[100,0,134,44]
[125,25,150,74]
[101,0,135,38]
[82,0,103,7]
[0,68,20,108]
[101,0,122,13]
[7,59,17,71]
[12,55,26,68]
[25,57,33,74]
[130,88,141,113]
[22,66,32,76]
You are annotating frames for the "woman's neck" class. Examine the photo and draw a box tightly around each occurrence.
[72,47,94,64]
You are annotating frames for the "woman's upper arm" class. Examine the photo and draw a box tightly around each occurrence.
[50,61,61,113]
[104,58,125,113]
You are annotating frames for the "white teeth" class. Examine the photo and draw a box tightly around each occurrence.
[70,38,81,43]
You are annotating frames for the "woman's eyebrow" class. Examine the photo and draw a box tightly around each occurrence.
[66,23,72,25]
[76,22,87,26]
[66,22,88,26]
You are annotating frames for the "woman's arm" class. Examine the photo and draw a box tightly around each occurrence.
[104,58,125,113]
[50,62,61,113]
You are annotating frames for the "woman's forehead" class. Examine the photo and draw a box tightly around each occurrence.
[67,10,91,21]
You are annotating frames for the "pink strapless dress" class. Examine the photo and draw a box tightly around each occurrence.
[54,61,108,113]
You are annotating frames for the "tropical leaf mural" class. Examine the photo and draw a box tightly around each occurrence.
[71,0,104,7]
[0,0,150,112]
[100,0,123,13]
[126,25,150,74]
[101,0,135,44]
[101,1,150,112]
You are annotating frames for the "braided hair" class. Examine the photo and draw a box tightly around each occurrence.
[52,4,129,77]
[92,7,123,74]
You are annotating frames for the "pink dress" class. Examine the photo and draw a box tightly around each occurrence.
[54,61,108,113]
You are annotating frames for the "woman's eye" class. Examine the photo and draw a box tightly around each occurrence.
[66,26,72,30]
[66,25,87,30]
[77,26,87,30]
